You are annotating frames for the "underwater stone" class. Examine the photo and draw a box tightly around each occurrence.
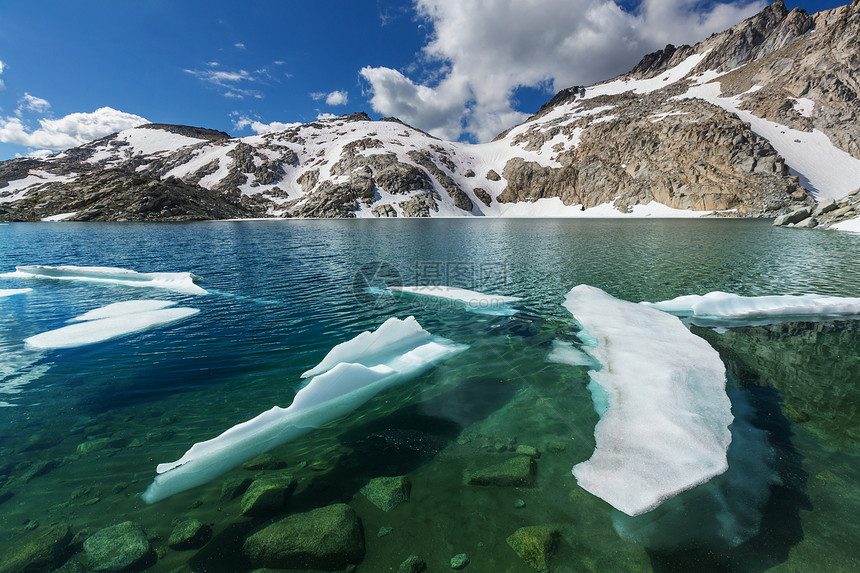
[398,554,427,573]
[377,526,393,537]
[220,476,253,500]
[22,430,64,452]
[506,526,560,572]
[84,521,151,572]
[465,456,536,487]
[0,524,72,573]
[240,474,297,517]
[242,503,365,570]
[515,445,540,459]
[514,498,527,509]
[450,553,470,569]
[360,475,411,511]
[22,459,61,482]
[76,437,123,455]
[0,487,13,504]
[51,560,85,573]
[242,453,287,471]
[168,519,211,550]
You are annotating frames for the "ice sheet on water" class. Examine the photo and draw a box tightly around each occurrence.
[302,315,432,378]
[546,340,595,368]
[142,316,467,503]
[0,288,32,297]
[69,300,177,322]
[388,286,521,316]
[2,265,207,295]
[25,305,199,349]
[563,285,733,517]
[612,389,779,548]
[643,291,860,326]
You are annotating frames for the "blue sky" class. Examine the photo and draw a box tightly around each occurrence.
[0,0,846,160]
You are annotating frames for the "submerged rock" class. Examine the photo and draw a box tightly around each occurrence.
[168,519,211,550]
[242,453,287,471]
[240,474,297,517]
[360,475,411,511]
[83,521,151,572]
[220,476,253,500]
[465,456,537,487]
[398,554,427,573]
[242,503,365,570]
[450,552,470,569]
[506,526,560,572]
[0,524,72,573]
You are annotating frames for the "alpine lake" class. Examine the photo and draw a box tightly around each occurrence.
[1,218,859,573]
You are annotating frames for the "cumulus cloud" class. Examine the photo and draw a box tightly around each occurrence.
[17,93,51,115]
[316,113,338,120]
[361,0,765,141]
[325,90,349,106]
[232,115,301,134]
[0,107,148,150]
[311,90,350,106]
[0,59,5,89]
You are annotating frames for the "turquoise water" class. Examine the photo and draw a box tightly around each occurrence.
[1,219,859,572]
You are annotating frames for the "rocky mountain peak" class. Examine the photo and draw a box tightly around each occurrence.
[138,124,231,142]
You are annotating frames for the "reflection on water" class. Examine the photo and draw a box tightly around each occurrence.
[0,219,859,572]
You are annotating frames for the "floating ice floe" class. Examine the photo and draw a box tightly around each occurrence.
[2,265,207,295]
[25,300,199,349]
[142,316,467,503]
[546,340,595,368]
[0,288,32,297]
[387,286,522,316]
[563,285,733,517]
[643,291,860,327]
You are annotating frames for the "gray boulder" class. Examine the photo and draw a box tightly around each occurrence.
[83,521,151,572]
[793,216,819,228]
[813,198,838,216]
[773,205,811,226]
[242,503,365,570]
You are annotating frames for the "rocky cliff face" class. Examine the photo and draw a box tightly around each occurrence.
[1,1,858,223]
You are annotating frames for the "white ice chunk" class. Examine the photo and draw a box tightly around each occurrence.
[25,307,199,349]
[546,340,595,367]
[388,286,521,315]
[644,291,860,326]
[2,265,207,295]
[563,285,733,517]
[0,288,32,297]
[142,316,467,503]
[69,300,177,322]
[302,315,433,378]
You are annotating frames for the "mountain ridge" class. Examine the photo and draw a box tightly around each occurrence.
[1,1,858,226]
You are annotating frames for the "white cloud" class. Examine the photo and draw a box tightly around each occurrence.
[0,107,148,150]
[235,42,246,49]
[0,60,5,89]
[17,93,51,115]
[325,90,349,106]
[311,90,350,106]
[185,67,268,99]
[316,113,338,120]
[361,0,765,141]
[232,115,301,134]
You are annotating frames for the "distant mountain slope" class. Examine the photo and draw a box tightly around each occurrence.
[1,0,858,222]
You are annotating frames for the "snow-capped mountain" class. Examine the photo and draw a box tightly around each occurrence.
[1,1,858,223]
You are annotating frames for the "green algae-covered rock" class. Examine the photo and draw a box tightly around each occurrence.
[168,519,212,550]
[0,524,72,573]
[398,554,427,573]
[506,526,560,572]
[360,475,411,511]
[240,474,297,517]
[243,503,364,569]
[465,456,536,487]
[83,521,151,572]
